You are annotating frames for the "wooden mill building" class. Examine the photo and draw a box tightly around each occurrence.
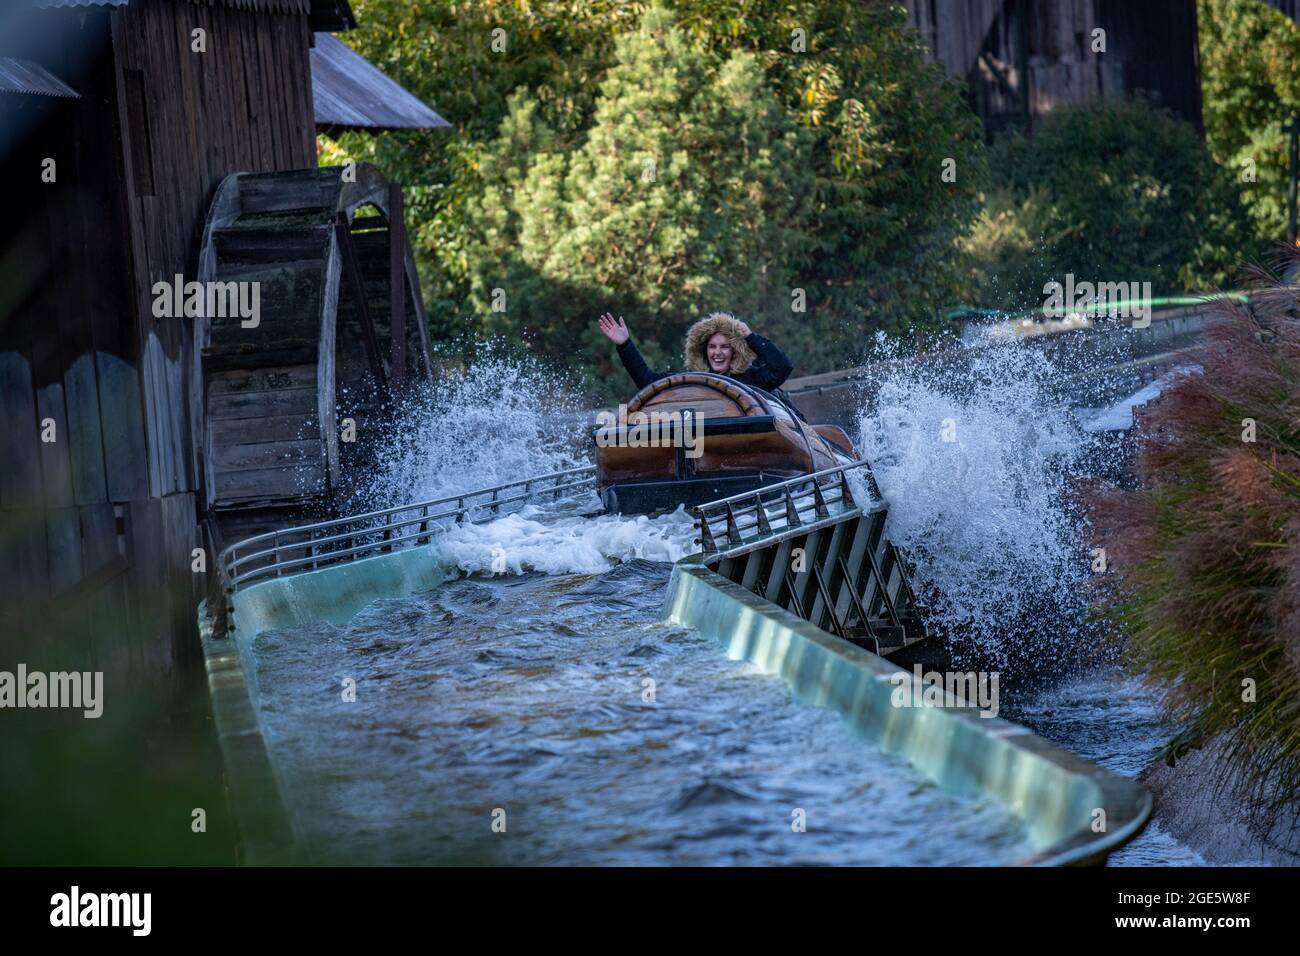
[905,0,1205,135]
[0,0,447,677]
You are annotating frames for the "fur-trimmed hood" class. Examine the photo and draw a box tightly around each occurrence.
[683,312,754,374]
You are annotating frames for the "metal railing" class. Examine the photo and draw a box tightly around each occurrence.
[218,465,597,596]
[693,459,881,558]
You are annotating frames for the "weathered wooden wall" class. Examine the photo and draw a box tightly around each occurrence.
[0,10,154,673]
[0,0,317,679]
[112,0,316,502]
[905,0,1202,136]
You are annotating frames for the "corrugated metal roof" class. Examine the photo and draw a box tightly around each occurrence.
[32,1,130,8]
[181,0,313,13]
[0,57,80,98]
[32,1,343,20]
[310,33,450,132]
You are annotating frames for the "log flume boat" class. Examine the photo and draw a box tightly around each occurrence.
[594,372,858,514]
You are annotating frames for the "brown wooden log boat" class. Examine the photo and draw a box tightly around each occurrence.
[594,372,858,514]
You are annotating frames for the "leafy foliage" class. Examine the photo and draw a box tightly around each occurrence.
[961,98,1254,311]
[1198,0,1300,244]
[464,5,810,388]
[335,0,985,393]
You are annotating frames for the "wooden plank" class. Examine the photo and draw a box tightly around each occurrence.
[0,352,44,510]
[204,345,321,374]
[162,491,201,669]
[214,224,332,267]
[212,462,327,504]
[287,15,315,162]
[388,183,406,398]
[334,212,388,389]
[210,437,321,472]
[239,10,271,176]
[404,240,434,380]
[210,413,320,445]
[238,171,338,214]
[45,505,83,596]
[96,351,151,501]
[317,237,341,489]
[108,11,158,465]
[0,508,50,605]
[207,385,317,420]
[79,501,119,579]
[223,4,253,174]
[141,330,187,497]
[35,382,75,509]
[268,13,292,169]
[254,7,283,168]
[172,0,206,265]
[208,363,316,390]
[122,496,164,668]
[62,352,109,506]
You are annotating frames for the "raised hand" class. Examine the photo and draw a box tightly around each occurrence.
[598,312,630,345]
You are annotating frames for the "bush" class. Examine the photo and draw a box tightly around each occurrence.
[339,1,986,395]
[1198,0,1300,245]
[962,98,1255,310]
[1088,270,1300,826]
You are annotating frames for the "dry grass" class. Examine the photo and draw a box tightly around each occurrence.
[1088,255,1300,831]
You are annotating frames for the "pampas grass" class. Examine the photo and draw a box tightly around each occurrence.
[1089,253,1300,834]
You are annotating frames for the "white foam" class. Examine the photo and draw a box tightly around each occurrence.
[435,505,698,576]
[855,338,1089,661]
[342,342,589,513]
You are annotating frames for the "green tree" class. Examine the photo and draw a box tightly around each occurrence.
[331,1,635,348]
[465,4,810,392]
[1198,0,1300,245]
[337,1,986,389]
[962,98,1253,309]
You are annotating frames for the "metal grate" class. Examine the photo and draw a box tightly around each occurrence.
[692,459,926,656]
[218,465,596,597]
[692,459,881,558]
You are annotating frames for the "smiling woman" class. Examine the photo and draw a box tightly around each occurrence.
[599,311,795,399]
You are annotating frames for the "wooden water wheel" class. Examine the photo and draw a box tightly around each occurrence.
[195,163,431,521]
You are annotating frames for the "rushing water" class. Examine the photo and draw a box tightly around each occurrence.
[251,560,1033,865]
[1003,669,1209,866]
[249,334,1226,865]
[853,338,1217,865]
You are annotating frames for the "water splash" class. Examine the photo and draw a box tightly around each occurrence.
[341,343,698,575]
[435,505,698,576]
[855,337,1094,668]
[342,343,590,514]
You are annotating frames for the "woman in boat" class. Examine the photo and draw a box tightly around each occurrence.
[598,311,796,401]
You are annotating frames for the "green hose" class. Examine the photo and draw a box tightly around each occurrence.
[945,292,1248,323]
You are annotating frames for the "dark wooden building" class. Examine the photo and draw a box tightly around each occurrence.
[0,0,445,678]
[905,0,1204,136]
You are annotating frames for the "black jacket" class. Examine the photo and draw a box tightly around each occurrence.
[615,333,794,393]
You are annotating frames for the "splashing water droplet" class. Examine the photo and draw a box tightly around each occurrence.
[855,338,1093,669]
